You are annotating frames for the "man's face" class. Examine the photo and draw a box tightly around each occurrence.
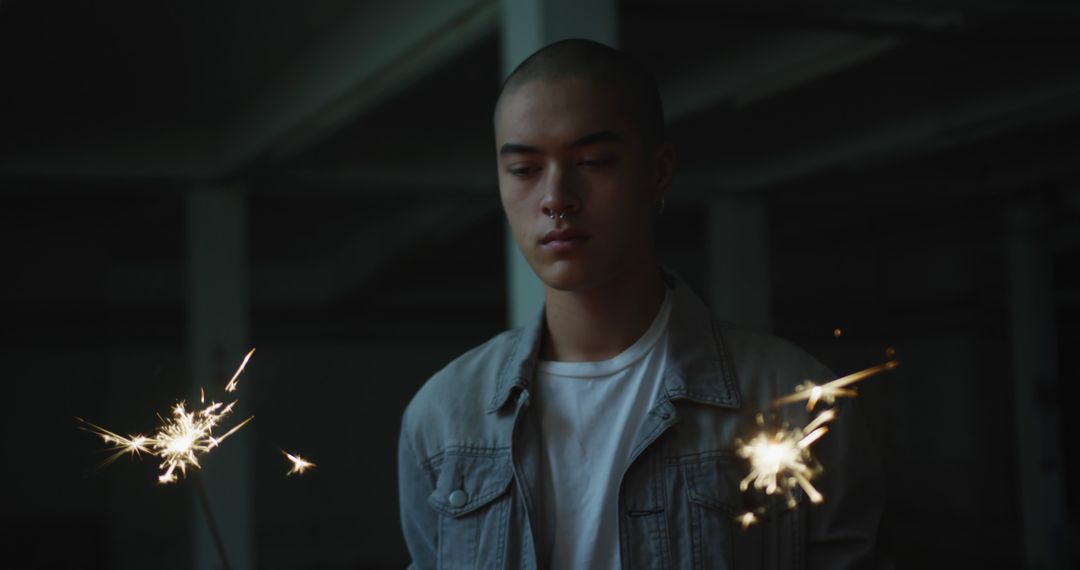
[495,77,670,292]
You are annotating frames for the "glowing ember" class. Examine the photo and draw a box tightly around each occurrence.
[225,348,256,393]
[736,359,899,529]
[737,409,835,511]
[283,451,315,476]
[736,511,759,529]
[78,350,256,484]
[772,361,899,411]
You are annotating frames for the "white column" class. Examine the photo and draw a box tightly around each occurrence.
[1004,202,1069,569]
[707,197,772,332]
[187,185,255,570]
[499,0,618,327]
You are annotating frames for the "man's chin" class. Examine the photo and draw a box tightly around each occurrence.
[535,261,604,293]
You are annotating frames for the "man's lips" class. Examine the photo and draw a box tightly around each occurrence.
[540,228,590,249]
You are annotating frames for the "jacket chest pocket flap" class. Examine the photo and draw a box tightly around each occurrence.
[685,456,801,570]
[427,453,515,518]
[683,456,757,570]
[427,453,516,568]
[685,456,743,513]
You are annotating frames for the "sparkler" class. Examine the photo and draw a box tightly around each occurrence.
[78,348,312,570]
[736,409,835,508]
[737,511,759,530]
[78,350,256,484]
[283,451,315,476]
[225,348,255,393]
[735,358,898,528]
[771,360,899,412]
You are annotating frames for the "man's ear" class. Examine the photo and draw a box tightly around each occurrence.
[653,141,676,200]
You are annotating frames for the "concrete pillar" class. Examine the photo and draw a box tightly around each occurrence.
[187,185,254,570]
[1004,202,1069,569]
[499,0,618,327]
[707,197,772,332]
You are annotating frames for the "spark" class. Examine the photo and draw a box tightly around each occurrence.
[772,361,899,411]
[736,511,759,529]
[283,451,315,476]
[736,410,836,509]
[225,348,256,393]
[78,350,256,484]
[735,358,900,530]
[74,419,152,466]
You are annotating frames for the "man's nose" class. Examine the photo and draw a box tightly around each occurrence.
[539,164,581,219]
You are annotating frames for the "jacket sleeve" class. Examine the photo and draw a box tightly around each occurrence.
[398,418,439,570]
[805,396,891,570]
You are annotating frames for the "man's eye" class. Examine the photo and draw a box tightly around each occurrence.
[509,166,537,177]
[579,157,614,167]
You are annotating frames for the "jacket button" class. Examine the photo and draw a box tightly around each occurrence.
[449,489,468,507]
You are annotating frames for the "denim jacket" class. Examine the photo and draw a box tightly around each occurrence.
[398,273,886,569]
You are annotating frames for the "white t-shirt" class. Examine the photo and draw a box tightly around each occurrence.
[535,289,673,570]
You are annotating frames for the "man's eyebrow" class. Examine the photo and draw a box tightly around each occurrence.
[499,143,540,157]
[499,131,623,157]
[570,130,623,148]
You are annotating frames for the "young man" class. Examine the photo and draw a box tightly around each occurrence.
[398,39,885,569]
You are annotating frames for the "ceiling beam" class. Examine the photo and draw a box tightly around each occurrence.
[264,165,496,195]
[216,0,498,170]
[0,128,214,181]
[660,6,972,125]
[677,66,1080,193]
[663,30,899,124]
[254,198,498,305]
[0,0,498,181]
[89,198,499,308]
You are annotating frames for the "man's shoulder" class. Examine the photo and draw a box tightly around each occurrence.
[712,321,833,405]
[716,322,831,375]
[665,274,830,403]
[401,326,524,458]
[409,326,523,409]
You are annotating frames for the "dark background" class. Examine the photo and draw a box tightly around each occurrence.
[2,0,1078,568]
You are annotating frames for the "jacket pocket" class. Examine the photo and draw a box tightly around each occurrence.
[685,454,807,570]
[684,455,766,570]
[427,452,515,569]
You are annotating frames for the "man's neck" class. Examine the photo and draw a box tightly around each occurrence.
[541,264,666,362]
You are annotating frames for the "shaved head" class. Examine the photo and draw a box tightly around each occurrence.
[495,39,666,151]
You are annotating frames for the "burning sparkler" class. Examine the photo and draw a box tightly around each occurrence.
[736,409,834,508]
[737,511,759,530]
[78,348,313,570]
[225,348,255,393]
[735,358,898,528]
[772,360,899,412]
[284,451,315,476]
[78,350,256,484]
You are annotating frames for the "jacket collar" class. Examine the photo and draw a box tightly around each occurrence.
[487,268,742,413]
[659,270,742,408]
[486,301,545,413]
